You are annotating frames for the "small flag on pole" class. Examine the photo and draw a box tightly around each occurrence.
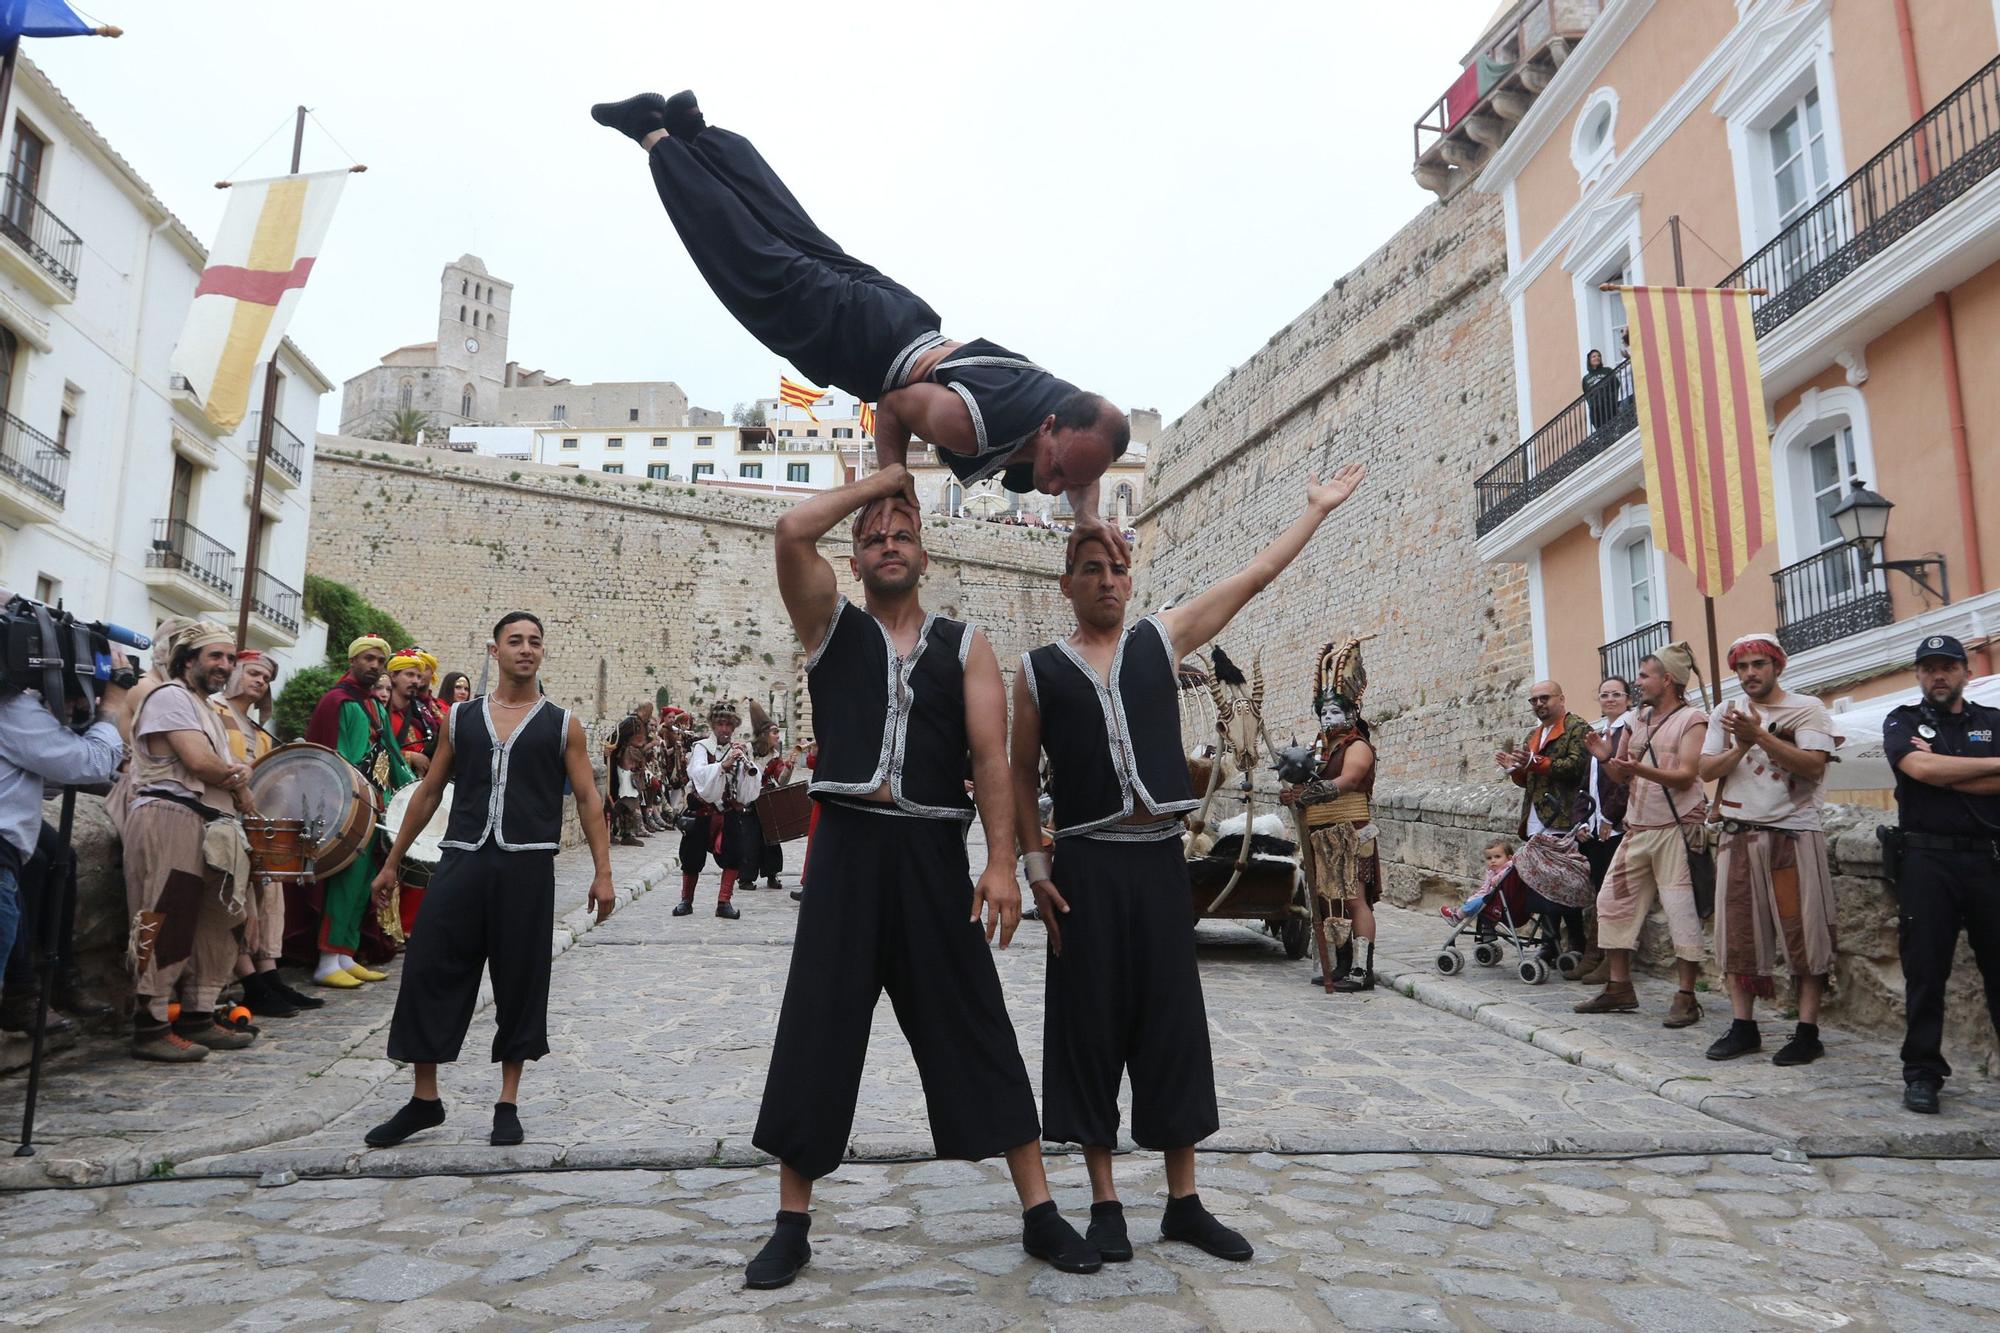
[1618,285,1775,599]
[173,169,348,431]
[778,375,827,423]
[858,402,876,438]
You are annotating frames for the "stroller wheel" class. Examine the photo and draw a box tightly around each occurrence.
[1435,947,1465,976]
[1556,950,1584,978]
[1472,941,1504,968]
[1518,958,1551,986]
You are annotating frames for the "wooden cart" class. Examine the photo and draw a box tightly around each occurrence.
[1186,839,1313,960]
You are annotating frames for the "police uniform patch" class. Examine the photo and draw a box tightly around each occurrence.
[1919,724,1938,740]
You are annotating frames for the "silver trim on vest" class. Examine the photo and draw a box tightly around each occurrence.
[440,695,563,852]
[805,595,846,673]
[1047,618,1200,837]
[945,380,990,456]
[884,329,949,394]
[1070,817,1185,843]
[1020,652,1040,711]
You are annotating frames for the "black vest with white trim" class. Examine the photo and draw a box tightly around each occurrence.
[805,597,977,820]
[440,696,570,851]
[1023,615,1198,837]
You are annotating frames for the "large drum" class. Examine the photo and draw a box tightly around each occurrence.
[756,781,814,845]
[247,741,377,878]
[382,781,454,888]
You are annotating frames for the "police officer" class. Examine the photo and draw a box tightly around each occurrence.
[1882,634,2000,1115]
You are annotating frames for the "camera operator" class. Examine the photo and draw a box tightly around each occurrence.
[0,647,130,1022]
[122,620,256,1062]
[1881,634,2000,1116]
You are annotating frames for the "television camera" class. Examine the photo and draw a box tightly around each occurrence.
[1,592,148,725]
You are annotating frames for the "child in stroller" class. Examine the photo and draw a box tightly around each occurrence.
[1444,839,1514,924]
[1436,838,1574,985]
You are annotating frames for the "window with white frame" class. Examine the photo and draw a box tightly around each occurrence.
[1596,503,1667,643]
[1770,385,1878,569]
[1570,88,1619,189]
[1716,7,1847,285]
[943,482,964,514]
[560,437,578,450]
[1619,533,1656,631]
[606,436,623,449]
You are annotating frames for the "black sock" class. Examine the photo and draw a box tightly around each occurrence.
[490,1101,524,1146]
[1731,1018,1759,1038]
[1794,1022,1819,1041]
[1161,1192,1255,1261]
[1086,1200,1132,1259]
[365,1095,445,1148]
[745,1210,812,1288]
[589,93,670,144]
[1022,1200,1099,1272]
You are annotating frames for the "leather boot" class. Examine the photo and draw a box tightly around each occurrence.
[53,967,115,1019]
[1310,939,1354,987]
[0,988,71,1036]
[1571,948,1609,984]
[1331,938,1375,992]
[1662,988,1704,1029]
[1573,980,1639,1014]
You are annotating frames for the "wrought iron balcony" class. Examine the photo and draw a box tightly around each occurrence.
[1598,619,1671,689]
[0,176,81,294]
[1474,358,1635,537]
[249,569,301,635]
[147,518,236,598]
[0,408,68,507]
[1773,540,1899,655]
[248,411,307,483]
[1719,54,2000,335]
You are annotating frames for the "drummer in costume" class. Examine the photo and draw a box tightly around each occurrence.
[364,611,616,1149]
[675,700,761,918]
[1012,465,1365,1264]
[1283,640,1382,993]
[751,706,802,892]
[744,462,1098,1291]
[300,635,413,989]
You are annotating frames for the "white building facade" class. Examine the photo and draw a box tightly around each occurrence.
[0,59,329,675]
[449,422,851,492]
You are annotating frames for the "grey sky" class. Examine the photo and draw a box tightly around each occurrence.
[34,0,1502,434]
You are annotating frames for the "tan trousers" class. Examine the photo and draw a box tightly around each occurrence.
[238,875,285,967]
[1595,825,1706,962]
[124,801,244,1022]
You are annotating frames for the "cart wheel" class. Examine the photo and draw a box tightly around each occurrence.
[1556,950,1584,979]
[1473,940,1503,968]
[1435,947,1464,976]
[1280,915,1311,960]
[1519,958,1550,986]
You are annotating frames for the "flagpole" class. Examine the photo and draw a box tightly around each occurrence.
[235,106,306,650]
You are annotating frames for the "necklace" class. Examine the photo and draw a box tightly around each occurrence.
[489,695,537,711]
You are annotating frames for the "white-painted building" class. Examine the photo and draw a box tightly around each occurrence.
[451,421,851,492]
[0,59,330,675]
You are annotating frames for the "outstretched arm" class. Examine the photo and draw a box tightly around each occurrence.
[566,715,616,922]
[1159,463,1365,659]
[774,463,917,649]
[964,631,1022,950]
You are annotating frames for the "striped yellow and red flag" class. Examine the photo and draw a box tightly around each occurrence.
[1618,285,1775,599]
[172,170,349,431]
[858,402,876,438]
[778,375,827,422]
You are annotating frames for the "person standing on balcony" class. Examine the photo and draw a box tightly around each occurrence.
[1882,634,2000,1116]
[1698,636,1841,1066]
[1582,349,1620,434]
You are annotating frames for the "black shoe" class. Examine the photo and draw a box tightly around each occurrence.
[1772,1023,1824,1067]
[272,977,325,1010]
[1706,1019,1763,1061]
[589,92,670,144]
[0,991,71,1036]
[663,88,706,140]
[1160,1193,1254,1261]
[672,900,694,917]
[745,1211,811,1289]
[716,901,741,920]
[1904,1080,1941,1115]
[1086,1201,1133,1263]
[242,973,301,1019]
[365,1096,446,1147]
[790,889,803,902]
[1022,1200,1100,1274]
[490,1102,524,1146]
[765,878,782,893]
[53,969,115,1019]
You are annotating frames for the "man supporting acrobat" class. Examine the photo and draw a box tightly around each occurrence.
[1011,465,1365,1263]
[743,464,1099,1289]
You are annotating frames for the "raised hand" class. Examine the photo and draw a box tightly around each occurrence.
[1308,462,1366,514]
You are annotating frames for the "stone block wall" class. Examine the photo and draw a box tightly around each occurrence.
[1376,780,1998,1070]
[1130,186,1531,785]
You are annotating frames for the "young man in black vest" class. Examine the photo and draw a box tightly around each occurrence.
[363,611,616,1149]
[1011,464,1365,1263]
[745,463,1098,1289]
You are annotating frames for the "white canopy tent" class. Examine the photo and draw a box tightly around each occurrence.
[1824,675,2000,790]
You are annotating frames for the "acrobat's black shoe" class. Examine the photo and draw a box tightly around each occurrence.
[590,93,670,144]
[663,89,707,140]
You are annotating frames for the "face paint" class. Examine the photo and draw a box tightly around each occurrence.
[1319,701,1349,733]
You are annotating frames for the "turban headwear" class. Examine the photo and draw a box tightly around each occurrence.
[348,634,390,661]
[175,620,236,654]
[1726,634,1788,673]
[388,649,425,674]
[415,650,439,686]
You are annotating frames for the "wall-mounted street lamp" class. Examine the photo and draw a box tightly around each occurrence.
[1830,480,1951,604]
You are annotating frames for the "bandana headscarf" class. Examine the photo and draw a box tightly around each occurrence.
[348,633,390,661]
[1726,634,1788,672]
[223,652,278,720]
[176,620,235,654]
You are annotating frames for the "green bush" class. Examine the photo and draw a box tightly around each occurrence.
[304,574,412,665]
[273,662,342,741]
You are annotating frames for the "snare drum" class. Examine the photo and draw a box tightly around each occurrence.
[242,815,312,884]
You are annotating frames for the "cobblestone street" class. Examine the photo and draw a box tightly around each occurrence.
[0,831,1997,1329]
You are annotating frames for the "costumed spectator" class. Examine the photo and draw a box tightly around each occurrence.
[1446,839,1514,924]
[659,706,692,817]
[438,672,473,708]
[1582,349,1621,432]
[606,704,653,847]
[640,710,671,834]
[121,621,257,1060]
[211,652,317,1021]
[1577,646,1709,1027]
[1699,634,1841,1066]
[1881,634,2000,1115]
[750,710,803,892]
[1496,680,1595,963]
[1573,675,1634,984]
[412,650,445,745]
[790,737,819,904]
[677,700,762,919]
[301,636,413,989]
[1283,639,1381,993]
[386,650,436,777]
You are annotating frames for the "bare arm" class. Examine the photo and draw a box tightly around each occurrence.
[566,715,617,921]
[1159,464,1365,659]
[877,384,978,457]
[1008,669,1046,860]
[162,729,245,786]
[773,463,916,649]
[1333,739,1374,794]
[963,631,1022,949]
[378,722,455,870]
[1630,718,1707,792]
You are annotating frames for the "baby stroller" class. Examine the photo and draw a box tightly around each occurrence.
[1433,865,1580,985]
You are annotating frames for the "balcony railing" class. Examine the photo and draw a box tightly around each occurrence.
[248,411,307,483]
[1598,620,1671,688]
[249,569,301,634]
[0,408,68,507]
[147,518,236,598]
[1720,54,2000,335]
[1773,540,1898,655]
[1474,358,1635,537]
[0,176,81,294]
